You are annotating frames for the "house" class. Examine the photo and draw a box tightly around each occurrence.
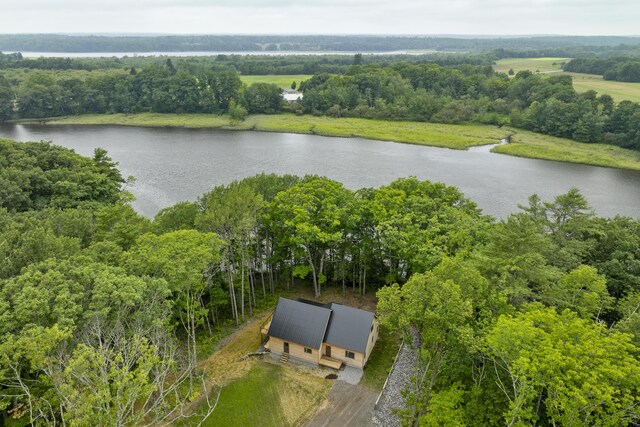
[262,298,379,369]
[282,88,303,102]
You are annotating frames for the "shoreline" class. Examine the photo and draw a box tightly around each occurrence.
[13,113,640,171]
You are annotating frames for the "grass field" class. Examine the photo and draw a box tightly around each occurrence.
[33,113,640,170]
[239,75,312,88]
[569,73,640,103]
[493,58,640,103]
[494,57,569,74]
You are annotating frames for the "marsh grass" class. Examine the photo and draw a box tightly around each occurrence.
[494,129,640,170]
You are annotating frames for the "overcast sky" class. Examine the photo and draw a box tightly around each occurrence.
[1,0,638,36]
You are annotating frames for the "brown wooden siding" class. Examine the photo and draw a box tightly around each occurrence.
[269,336,320,365]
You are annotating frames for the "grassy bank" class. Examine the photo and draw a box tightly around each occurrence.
[30,113,640,170]
[494,130,640,170]
[37,113,508,149]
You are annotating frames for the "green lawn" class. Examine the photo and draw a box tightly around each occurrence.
[239,75,312,88]
[199,363,287,427]
[361,326,403,391]
[186,362,329,427]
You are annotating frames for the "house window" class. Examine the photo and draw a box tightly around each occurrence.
[345,351,355,359]
[304,348,312,354]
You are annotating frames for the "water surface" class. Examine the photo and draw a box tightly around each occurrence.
[1,124,638,219]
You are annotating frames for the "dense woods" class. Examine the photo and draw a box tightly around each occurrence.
[2,54,640,150]
[0,139,638,425]
[565,57,640,82]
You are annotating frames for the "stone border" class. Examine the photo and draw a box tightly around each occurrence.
[372,332,419,427]
[374,340,404,409]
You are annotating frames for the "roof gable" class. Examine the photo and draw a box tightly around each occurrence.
[324,303,375,354]
[267,298,331,349]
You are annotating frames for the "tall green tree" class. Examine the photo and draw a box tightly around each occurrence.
[268,177,353,297]
[484,304,640,426]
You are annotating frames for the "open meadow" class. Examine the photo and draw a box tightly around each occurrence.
[569,73,640,103]
[493,57,569,74]
[239,74,312,88]
[494,57,640,103]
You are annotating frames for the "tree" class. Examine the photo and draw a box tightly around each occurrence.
[196,182,264,322]
[153,201,198,233]
[242,83,283,114]
[228,98,248,122]
[615,292,640,347]
[123,230,224,367]
[484,304,640,426]
[268,177,353,297]
[165,58,177,75]
[377,271,474,426]
[540,265,612,319]
[0,75,13,121]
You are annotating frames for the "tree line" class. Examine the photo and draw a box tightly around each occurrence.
[0,50,492,74]
[1,138,639,425]
[564,57,640,82]
[0,61,284,119]
[300,65,640,149]
[1,34,640,53]
[3,59,640,149]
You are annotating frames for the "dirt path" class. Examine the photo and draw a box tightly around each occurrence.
[304,381,377,427]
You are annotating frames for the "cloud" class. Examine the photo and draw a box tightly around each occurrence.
[1,0,639,35]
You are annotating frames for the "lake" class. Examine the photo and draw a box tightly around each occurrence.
[1,124,639,219]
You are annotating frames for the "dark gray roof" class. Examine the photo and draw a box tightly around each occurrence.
[324,303,375,354]
[268,298,331,349]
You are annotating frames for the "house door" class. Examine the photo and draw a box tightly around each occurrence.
[284,342,289,353]
[326,345,331,358]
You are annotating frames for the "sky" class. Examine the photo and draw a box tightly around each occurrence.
[1,0,639,36]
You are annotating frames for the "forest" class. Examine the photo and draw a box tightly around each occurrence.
[0,138,639,425]
[2,54,640,150]
[565,57,640,82]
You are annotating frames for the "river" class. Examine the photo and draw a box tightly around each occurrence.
[1,124,639,219]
